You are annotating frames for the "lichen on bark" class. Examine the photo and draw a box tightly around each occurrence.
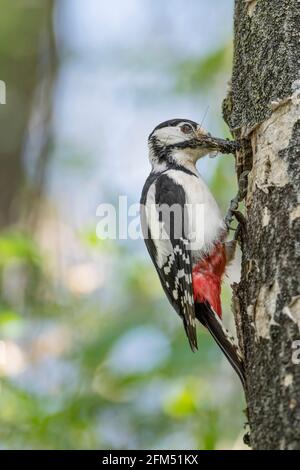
[223,0,300,449]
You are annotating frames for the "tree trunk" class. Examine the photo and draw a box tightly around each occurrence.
[0,0,56,230]
[223,0,300,450]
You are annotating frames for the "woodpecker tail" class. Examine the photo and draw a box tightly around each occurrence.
[195,302,246,390]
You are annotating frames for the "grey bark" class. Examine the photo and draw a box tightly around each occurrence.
[223,0,300,450]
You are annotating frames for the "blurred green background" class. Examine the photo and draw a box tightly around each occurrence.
[0,0,245,449]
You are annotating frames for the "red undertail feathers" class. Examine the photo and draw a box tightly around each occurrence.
[192,243,226,318]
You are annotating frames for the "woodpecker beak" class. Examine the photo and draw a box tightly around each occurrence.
[195,128,239,154]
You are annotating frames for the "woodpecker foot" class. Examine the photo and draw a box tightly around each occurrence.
[224,171,249,230]
[243,431,251,447]
[243,407,251,447]
[233,210,247,241]
[224,196,239,230]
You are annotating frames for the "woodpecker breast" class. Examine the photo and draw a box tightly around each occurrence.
[167,168,225,263]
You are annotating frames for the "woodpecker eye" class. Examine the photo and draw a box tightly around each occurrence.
[180,124,193,134]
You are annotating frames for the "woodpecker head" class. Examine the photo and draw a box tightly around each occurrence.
[148,118,237,171]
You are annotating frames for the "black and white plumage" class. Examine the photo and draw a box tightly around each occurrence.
[140,118,245,388]
[141,171,197,350]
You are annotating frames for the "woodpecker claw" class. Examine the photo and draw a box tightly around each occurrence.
[224,171,249,230]
[232,209,246,227]
[235,212,247,241]
[224,200,239,229]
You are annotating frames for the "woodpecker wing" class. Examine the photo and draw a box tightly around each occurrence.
[168,236,197,351]
[141,173,197,351]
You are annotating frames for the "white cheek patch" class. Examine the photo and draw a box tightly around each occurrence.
[154,126,188,146]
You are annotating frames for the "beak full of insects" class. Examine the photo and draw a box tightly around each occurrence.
[195,128,239,154]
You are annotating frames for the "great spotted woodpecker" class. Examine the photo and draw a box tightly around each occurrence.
[140,118,245,388]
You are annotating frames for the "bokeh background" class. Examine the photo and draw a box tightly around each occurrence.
[0,0,246,449]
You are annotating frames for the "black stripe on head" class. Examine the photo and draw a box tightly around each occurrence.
[148,118,198,140]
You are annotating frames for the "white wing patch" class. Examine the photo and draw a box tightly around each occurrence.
[145,182,173,268]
